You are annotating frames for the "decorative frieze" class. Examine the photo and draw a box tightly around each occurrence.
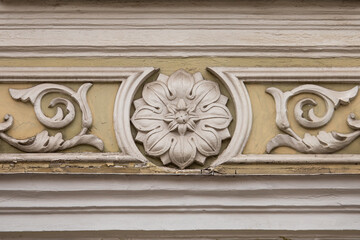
[0,67,360,171]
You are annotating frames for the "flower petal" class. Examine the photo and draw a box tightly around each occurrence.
[144,125,173,156]
[143,81,172,108]
[193,123,221,156]
[194,152,207,165]
[160,152,171,165]
[135,131,146,142]
[190,80,220,110]
[193,72,204,83]
[198,103,232,130]
[131,105,164,132]
[167,69,194,98]
[169,135,196,169]
[217,128,231,140]
[178,124,187,135]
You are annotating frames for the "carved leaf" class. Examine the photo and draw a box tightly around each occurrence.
[197,103,232,130]
[144,125,173,156]
[132,105,165,132]
[190,80,221,110]
[267,131,360,154]
[142,81,172,109]
[169,135,197,169]
[193,123,221,156]
[167,69,194,98]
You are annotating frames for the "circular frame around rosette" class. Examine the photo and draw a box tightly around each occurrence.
[113,67,158,162]
[131,69,234,169]
[206,67,252,167]
[114,67,252,169]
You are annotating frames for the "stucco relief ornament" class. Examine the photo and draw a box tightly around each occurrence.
[0,83,104,152]
[131,69,232,169]
[266,84,360,153]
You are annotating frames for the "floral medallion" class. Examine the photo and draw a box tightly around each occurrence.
[131,69,232,169]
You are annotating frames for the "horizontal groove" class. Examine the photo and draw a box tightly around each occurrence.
[0,46,360,58]
[0,206,359,214]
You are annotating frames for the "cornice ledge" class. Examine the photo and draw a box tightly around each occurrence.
[1,0,360,58]
[0,173,359,237]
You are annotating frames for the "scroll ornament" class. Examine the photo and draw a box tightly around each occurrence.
[266,84,360,153]
[0,83,103,152]
[131,69,232,169]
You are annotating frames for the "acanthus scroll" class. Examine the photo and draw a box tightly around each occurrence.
[266,84,360,153]
[0,83,103,152]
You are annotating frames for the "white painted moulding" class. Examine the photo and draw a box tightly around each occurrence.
[0,0,360,58]
[0,173,359,239]
[1,231,360,240]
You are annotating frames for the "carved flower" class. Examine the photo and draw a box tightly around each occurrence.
[131,69,232,169]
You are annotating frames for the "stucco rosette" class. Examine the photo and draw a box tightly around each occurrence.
[131,69,232,169]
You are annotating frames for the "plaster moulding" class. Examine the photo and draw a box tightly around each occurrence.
[0,173,359,239]
[2,67,360,170]
[0,66,253,170]
[0,67,157,164]
[0,0,360,58]
[0,83,104,152]
[122,68,252,169]
[131,69,233,169]
[207,67,360,165]
[266,84,360,153]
